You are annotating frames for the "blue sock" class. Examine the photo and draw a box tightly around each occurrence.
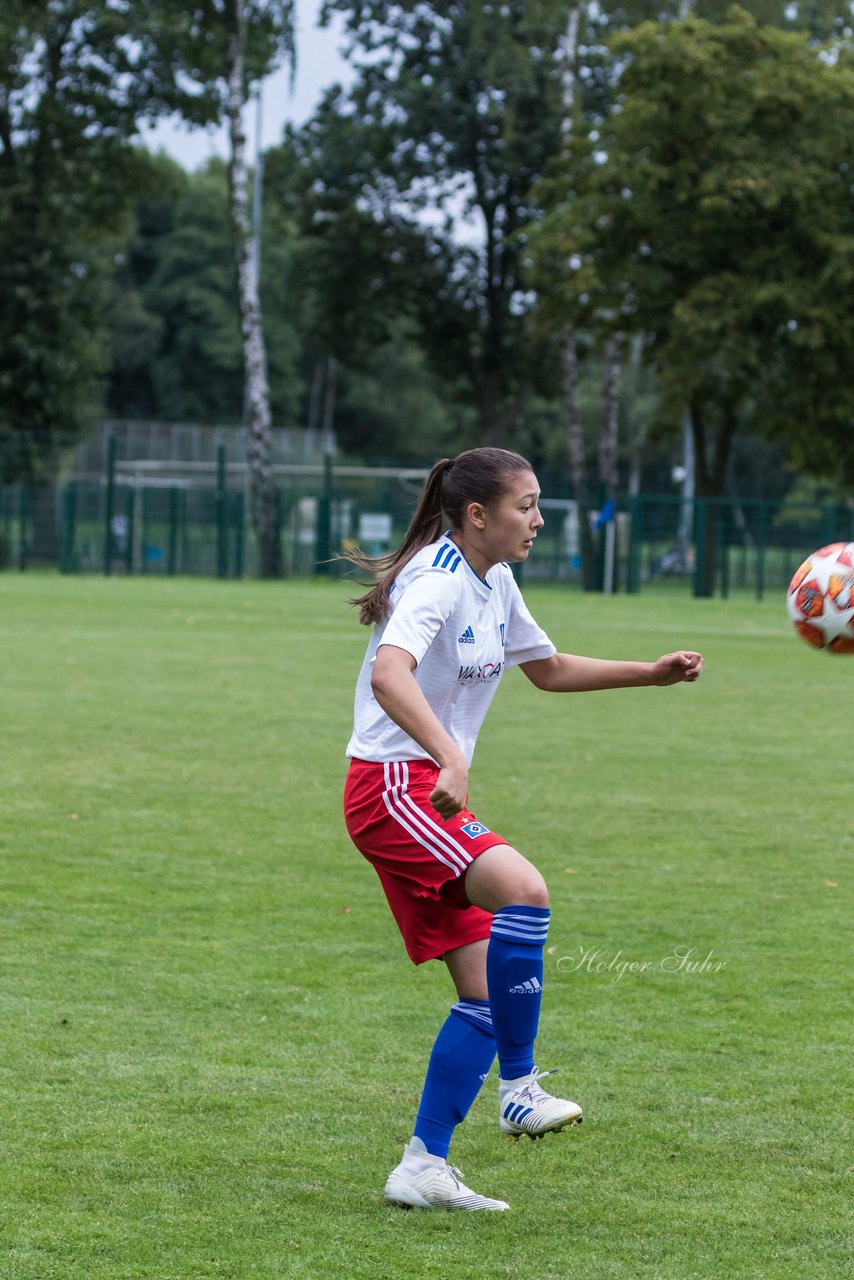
[413,1000,496,1159]
[486,904,550,1080]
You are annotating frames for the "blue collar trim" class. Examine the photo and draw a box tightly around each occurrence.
[444,532,492,590]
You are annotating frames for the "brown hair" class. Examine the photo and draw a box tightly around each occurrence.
[348,446,534,625]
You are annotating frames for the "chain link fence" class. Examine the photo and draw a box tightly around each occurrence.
[2,448,852,597]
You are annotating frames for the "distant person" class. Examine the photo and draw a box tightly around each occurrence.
[343,447,703,1211]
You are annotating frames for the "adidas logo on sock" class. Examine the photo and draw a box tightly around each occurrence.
[458,625,476,644]
[509,977,542,994]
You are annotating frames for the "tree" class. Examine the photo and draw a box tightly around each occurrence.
[110,153,465,463]
[545,0,854,588]
[279,1,568,445]
[532,8,854,593]
[0,2,170,481]
[1,1,296,574]
[110,156,302,430]
[221,0,294,576]
[332,326,475,460]
[144,1,295,575]
[109,157,235,423]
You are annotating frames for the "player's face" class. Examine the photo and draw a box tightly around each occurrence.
[481,471,544,566]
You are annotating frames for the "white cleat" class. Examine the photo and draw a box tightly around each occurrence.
[384,1146,509,1211]
[499,1068,583,1140]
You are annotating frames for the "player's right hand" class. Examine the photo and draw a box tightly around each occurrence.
[430,761,468,820]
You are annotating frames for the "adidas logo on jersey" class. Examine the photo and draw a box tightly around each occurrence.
[458,625,476,644]
[509,977,542,994]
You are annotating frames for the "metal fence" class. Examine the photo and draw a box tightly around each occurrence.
[1,451,851,596]
[625,493,854,597]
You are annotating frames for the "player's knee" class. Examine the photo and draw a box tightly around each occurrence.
[500,863,548,908]
[514,871,549,908]
[464,845,550,913]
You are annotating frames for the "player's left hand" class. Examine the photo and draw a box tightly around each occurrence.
[652,651,704,685]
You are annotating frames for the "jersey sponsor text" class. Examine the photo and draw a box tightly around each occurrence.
[458,661,503,685]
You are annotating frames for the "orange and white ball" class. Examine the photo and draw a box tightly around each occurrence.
[787,543,854,653]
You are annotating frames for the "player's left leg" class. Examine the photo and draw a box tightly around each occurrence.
[465,845,583,1140]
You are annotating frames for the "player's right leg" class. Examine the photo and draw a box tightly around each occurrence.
[384,941,507,1211]
[464,844,583,1140]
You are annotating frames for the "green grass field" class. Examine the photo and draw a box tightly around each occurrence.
[1,574,850,1280]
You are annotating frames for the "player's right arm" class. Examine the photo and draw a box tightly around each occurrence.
[370,644,468,819]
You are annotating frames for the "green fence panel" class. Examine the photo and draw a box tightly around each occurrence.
[2,469,853,595]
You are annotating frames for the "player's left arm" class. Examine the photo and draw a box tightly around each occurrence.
[519,650,704,693]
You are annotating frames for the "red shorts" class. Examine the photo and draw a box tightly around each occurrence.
[343,758,508,965]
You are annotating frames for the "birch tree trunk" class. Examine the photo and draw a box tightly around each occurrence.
[306,358,324,454]
[226,0,280,578]
[626,334,646,497]
[322,355,337,453]
[560,5,596,588]
[599,330,621,503]
[561,5,581,134]
[563,332,597,590]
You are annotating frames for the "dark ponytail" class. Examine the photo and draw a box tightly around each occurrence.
[347,447,532,625]
[348,457,449,625]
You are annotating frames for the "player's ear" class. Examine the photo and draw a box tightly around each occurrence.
[467,501,487,530]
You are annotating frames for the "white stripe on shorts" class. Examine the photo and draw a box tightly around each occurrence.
[381,761,474,876]
[381,762,471,875]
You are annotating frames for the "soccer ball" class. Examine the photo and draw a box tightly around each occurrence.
[787,543,854,653]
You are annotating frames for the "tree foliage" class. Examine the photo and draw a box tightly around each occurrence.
[0,0,294,482]
[282,0,854,463]
[108,155,463,461]
[277,1,571,444]
[108,155,302,428]
[4,0,854,502]
[0,2,160,478]
[532,8,854,506]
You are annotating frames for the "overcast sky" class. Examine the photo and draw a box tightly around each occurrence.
[139,0,353,169]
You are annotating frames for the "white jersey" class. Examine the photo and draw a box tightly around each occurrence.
[346,536,556,767]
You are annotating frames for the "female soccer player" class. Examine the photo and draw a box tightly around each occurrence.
[343,447,703,1211]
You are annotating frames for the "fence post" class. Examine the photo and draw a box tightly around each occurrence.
[18,484,29,571]
[275,487,284,577]
[314,452,333,575]
[820,503,836,547]
[756,501,767,602]
[721,505,730,599]
[180,488,189,571]
[125,486,135,575]
[103,434,116,576]
[140,488,148,576]
[59,484,77,573]
[626,495,641,594]
[17,485,26,571]
[693,499,707,598]
[234,492,245,579]
[168,487,178,576]
[216,444,228,578]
